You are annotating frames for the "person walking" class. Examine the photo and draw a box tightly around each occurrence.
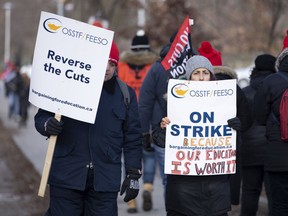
[4,63,24,121]
[117,30,159,213]
[240,54,276,216]
[160,55,241,216]
[34,41,143,216]
[254,43,288,216]
[118,29,158,98]
[138,34,178,213]
[18,69,30,127]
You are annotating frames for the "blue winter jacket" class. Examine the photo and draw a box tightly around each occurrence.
[34,77,143,191]
[138,60,169,134]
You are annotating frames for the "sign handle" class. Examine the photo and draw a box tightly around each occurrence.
[38,113,62,197]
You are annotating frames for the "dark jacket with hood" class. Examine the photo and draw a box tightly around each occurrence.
[254,48,288,172]
[138,44,174,135]
[34,75,143,191]
[242,71,274,166]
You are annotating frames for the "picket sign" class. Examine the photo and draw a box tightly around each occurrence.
[30,11,114,197]
[38,113,61,197]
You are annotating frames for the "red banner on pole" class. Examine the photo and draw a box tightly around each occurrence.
[161,16,193,79]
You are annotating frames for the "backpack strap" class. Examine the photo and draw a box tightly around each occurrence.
[278,71,288,82]
[116,77,130,109]
[271,72,288,124]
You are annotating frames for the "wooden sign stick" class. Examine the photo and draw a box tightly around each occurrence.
[38,113,62,197]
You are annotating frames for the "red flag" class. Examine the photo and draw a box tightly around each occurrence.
[161,16,193,79]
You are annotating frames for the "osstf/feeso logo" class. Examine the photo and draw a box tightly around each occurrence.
[43,18,62,33]
[171,83,189,98]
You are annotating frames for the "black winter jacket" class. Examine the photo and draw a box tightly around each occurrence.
[242,74,270,166]
[254,71,288,171]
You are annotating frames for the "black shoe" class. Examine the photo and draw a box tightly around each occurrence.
[142,190,152,211]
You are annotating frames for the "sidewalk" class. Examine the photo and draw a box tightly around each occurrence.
[0,81,166,216]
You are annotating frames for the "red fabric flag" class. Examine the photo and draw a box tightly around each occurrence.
[161,16,193,79]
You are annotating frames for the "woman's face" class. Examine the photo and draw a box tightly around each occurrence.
[190,68,211,81]
[104,60,117,81]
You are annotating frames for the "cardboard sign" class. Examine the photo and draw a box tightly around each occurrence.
[165,79,237,176]
[29,11,114,123]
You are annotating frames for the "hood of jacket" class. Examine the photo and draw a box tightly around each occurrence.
[120,50,159,66]
[213,66,238,79]
[250,72,273,90]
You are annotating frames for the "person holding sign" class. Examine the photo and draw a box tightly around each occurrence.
[34,42,143,216]
[159,55,241,216]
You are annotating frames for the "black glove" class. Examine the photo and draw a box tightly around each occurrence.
[44,117,63,136]
[143,133,154,152]
[227,117,241,131]
[120,168,142,202]
[152,127,166,148]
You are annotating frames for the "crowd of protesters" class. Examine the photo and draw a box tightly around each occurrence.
[135,28,288,216]
[2,17,288,216]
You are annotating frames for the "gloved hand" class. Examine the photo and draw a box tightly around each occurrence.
[120,168,142,202]
[44,117,63,136]
[227,117,241,131]
[143,133,154,152]
[152,127,166,148]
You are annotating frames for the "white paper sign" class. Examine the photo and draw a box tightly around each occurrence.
[165,79,237,176]
[29,11,114,123]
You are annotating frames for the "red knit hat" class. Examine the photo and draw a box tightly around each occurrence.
[282,29,288,50]
[109,41,119,66]
[198,41,222,66]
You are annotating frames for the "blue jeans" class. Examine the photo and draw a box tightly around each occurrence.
[8,92,20,118]
[154,144,167,187]
[142,144,167,188]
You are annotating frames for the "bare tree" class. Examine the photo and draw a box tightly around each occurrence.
[145,0,197,50]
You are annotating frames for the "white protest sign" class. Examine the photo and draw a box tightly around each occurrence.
[29,11,114,123]
[165,79,237,176]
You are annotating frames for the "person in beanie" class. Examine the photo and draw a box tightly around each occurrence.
[117,30,158,213]
[240,54,276,216]
[254,46,288,215]
[160,55,241,216]
[34,41,143,216]
[118,30,159,98]
[213,66,252,210]
[198,41,222,66]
